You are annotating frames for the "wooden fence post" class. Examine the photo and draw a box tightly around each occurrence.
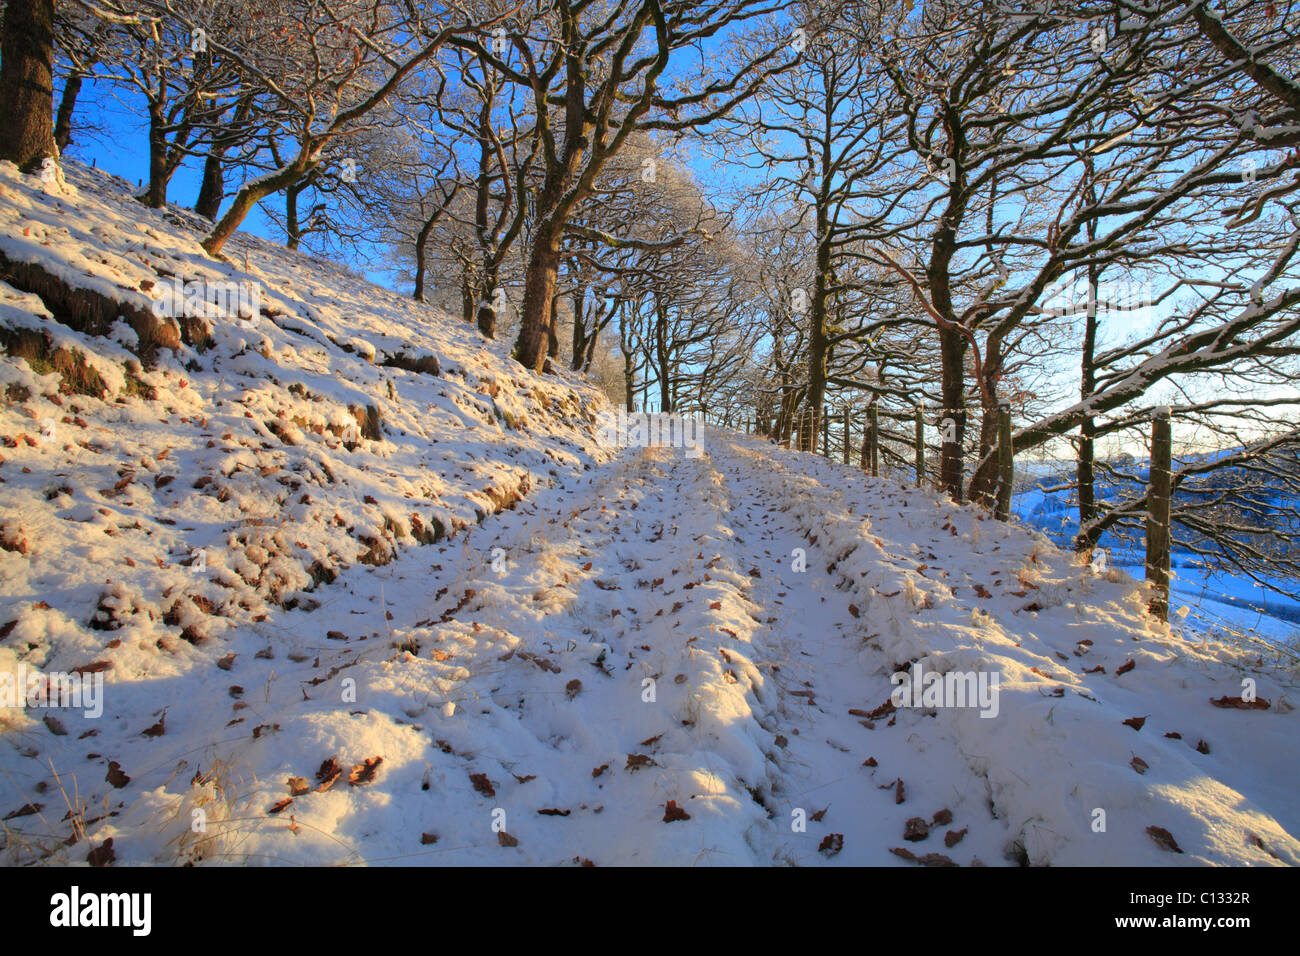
[822,404,830,457]
[995,401,1013,521]
[1145,406,1172,622]
[914,405,925,486]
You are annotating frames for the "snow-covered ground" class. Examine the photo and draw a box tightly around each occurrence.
[1,161,1297,866]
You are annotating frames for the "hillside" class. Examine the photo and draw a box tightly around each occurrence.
[1,160,1297,866]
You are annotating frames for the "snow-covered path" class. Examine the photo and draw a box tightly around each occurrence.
[12,428,1299,867]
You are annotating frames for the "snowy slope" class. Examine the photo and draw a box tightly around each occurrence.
[1,160,1297,867]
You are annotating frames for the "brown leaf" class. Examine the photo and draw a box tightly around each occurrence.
[894,778,905,804]
[537,807,570,817]
[43,715,67,736]
[848,604,860,618]
[216,654,236,671]
[708,601,722,610]
[1146,825,1183,853]
[1196,739,1211,754]
[105,761,130,788]
[904,817,930,841]
[420,832,439,845]
[931,808,953,826]
[591,764,609,778]
[1115,659,1136,676]
[889,846,917,862]
[625,753,656,772]
[497,830,519,847]
[3,803,41,820]
[512,773,536,784]
[1209,695,1269,710]
[469,772,496,797]
[141,713,166,737]
[349,756,383,786]
[287,776,311,796]
[1122,716,1146,732]
[944,827,967,848]
[663,800,691,822]
[268,797,293,814]
[862,756,878,767]
[1131,756,1149,774]
[565,679,582,700]
[918,852,958,867]
[316,757,343,791]
[87,838,115,867]
[810,806,828,822]
[818,833,844,856]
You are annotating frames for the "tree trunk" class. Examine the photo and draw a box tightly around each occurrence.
[195,153,225,220]
[203,158,310,257]
[54,71,84,153]
[476,262,499,338]
[143,101,169,208]
[570,280,588,370]
[938,327,967,502]
[0,0,56,171]
[513,220,562,372]
[286,182,302,250]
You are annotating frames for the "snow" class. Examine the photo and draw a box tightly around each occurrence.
[1,159,1297,866]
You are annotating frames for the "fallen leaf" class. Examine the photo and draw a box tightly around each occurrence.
[818,833,844,856]
[904,817,930,841]
[316,757,343,791]
[1209,695,1269,711]
[1146,825,1183,853]
[469,772,496,797]
[1122,716,1146,732]
[87,838,115,867]
[349,756,383,786]
[105,762,130,788]
[663,800,691,822]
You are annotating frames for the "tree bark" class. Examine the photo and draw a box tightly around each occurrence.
[938,326,967,502]
[476,262,499,338]
[54,71,84,153]
[0,0,56,171]
[513,220,562,372]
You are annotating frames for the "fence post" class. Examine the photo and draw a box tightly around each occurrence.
[1145,406,1172,622]
[995,401,1013,521]
[822,404,830,457]
[914,405,925,486]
